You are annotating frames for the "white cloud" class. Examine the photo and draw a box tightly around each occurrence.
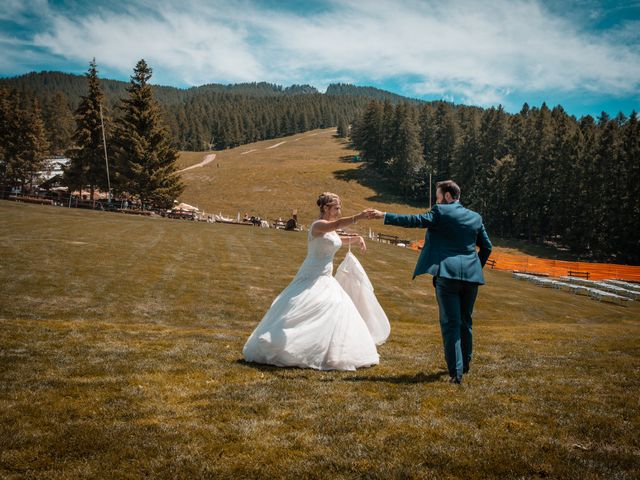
[0,0,49,22]
[32,2,266,85]
[244,0,640,105]
[15,0,640,107]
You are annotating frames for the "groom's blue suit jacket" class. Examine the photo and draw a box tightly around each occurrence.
[384,202,492,284]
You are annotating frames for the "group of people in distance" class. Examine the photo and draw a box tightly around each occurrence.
[241,212,297,229]
[243,180,492,385]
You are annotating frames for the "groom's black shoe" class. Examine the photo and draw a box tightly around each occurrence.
[449,376,462,385]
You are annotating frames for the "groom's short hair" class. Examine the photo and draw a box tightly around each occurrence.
[436,180,460,200]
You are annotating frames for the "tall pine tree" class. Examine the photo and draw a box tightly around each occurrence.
[0,87,13,197]
[390,103,424,200]
[620,112,640,262]
[112,59,183,208]
[42,92,75,155]
[22,99,49,192]
[65,59,109,201]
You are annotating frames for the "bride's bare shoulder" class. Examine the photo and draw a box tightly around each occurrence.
[310,219,329,237]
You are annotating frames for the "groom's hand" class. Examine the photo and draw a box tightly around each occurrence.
[365,208,385,220]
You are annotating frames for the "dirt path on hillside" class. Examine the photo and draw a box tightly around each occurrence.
[177,154,216,173]
[266,141,286,149]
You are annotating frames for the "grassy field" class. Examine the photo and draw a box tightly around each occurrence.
[1,202,639,479]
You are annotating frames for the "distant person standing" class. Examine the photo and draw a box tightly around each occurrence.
[365,180,492,384]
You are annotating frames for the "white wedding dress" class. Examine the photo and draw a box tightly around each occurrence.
[335,251,390,345]
[243,222,384,371]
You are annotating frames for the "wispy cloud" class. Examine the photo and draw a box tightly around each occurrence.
[0,0,49,22]
[32,3,266,84]
[5,0,640,109]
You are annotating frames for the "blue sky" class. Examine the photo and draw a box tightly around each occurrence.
[1,0,639,118]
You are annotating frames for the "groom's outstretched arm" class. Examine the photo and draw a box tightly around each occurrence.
[365,207,438,228]
[384,206,438,229]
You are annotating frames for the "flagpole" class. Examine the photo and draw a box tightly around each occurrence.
[99,104,111,203]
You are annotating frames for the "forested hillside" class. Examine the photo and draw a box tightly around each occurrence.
[350,100,640,262]
[0,72,414,151]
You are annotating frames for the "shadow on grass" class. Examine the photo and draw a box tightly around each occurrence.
[344,370,449,384]
[236,359,302,372]
[236,360,447,384]
[333,163,428,208]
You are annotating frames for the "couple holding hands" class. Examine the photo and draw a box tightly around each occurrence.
[243,180,492,385]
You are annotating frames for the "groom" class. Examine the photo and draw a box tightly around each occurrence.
[367,180,492,384]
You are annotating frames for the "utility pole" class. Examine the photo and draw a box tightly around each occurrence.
[99,103,111,203]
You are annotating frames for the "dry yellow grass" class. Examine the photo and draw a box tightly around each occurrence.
[176,150,215,171]
[177,129,427,239]
[1,202,639,479]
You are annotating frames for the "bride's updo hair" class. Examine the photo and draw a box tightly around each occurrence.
[317,192,340,216]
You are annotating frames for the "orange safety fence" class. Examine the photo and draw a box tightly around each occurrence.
[409,241,640,282]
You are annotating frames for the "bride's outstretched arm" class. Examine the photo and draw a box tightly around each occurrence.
[339,235,366,253]
[311,211,368,236]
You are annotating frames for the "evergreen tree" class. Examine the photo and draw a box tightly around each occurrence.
[531,103,555,242]
[432,102,457,183]
[42,92,75,155]
[452,109,481,195]
[380,100,396,170]
[336,118,349,138]
[470,106,508,216]
[488,154,517,236]
[575,115,599,254]
[620,111,640,262]
[390,104,424,200]
[547,106,579,244]
[351,101,383,164]
[0,93,50,194]
[592,113,621,256]
[65,59,109,201]
[0,87,12,197]
[112,59,184,208]
[22,99,50,192]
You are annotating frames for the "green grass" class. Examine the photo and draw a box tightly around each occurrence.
[1,202,639,479]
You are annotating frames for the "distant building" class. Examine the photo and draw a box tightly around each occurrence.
[36,156,70,184]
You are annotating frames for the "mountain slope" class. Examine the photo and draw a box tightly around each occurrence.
[177,128,428,239]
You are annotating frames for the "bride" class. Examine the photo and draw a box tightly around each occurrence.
[243,192,381,371]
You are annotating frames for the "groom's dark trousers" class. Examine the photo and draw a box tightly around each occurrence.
[434,277,478,379]
[384,201,492,381]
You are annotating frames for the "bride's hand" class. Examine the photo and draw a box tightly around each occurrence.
[355,210,369,222]
[357,236,366,253]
